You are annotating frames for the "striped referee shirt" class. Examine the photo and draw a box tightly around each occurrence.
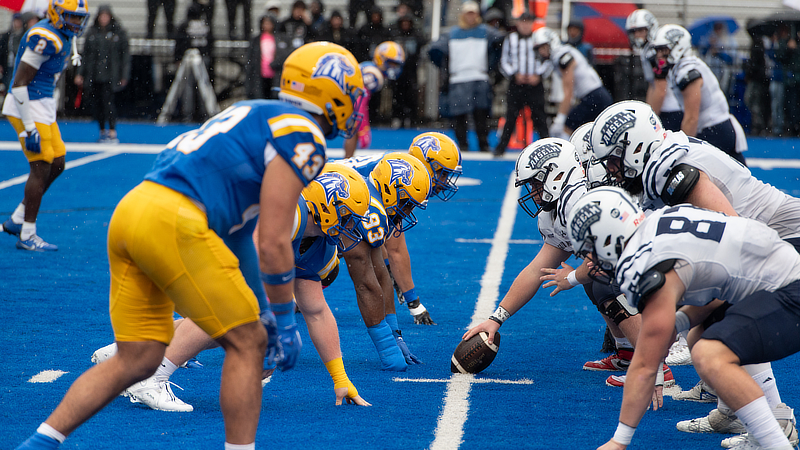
[500,31,545,78]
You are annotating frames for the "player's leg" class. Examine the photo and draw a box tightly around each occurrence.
[373,245,420,364]
[582,281,636,371]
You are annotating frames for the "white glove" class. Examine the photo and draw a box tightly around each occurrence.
[549,113,567,139]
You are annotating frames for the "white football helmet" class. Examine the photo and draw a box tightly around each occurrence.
[590,101,666,188]
[533,27,562,57]
[651,24,692,66]
[625,9,658,50]
[515,138,585,218]
[570,123,612,189]
[566,186,645,282]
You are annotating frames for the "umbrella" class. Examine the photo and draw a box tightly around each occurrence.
[747,10,800,36]
[687,16,739,47]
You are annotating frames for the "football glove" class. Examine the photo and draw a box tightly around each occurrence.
[277,323,302,371]
[393,329,422,365]
[260,310,283,371]
[21,129,40,153]
[407,298,436,325]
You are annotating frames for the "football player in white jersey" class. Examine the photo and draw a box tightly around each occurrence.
[650,24,747,165]
[533,27,613,140]
[624,10,683,132]
[567,187,800,450]
[591,100,800,443]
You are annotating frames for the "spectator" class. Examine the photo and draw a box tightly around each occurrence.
[277,1,314,44]
[245,14,277,99]
[147,0,176,38]
[317,10,354,51]
[356,6,387,63]
[225,0,252,39]
[484,8,506,33]
[265,0,280,20]
[771,24,789,136]
[744,31,771,136]
[192,0,216,28]
[698,21,736,97]
[566,19,593,65]
[308,0,326,37]
[74,5,131,143]
[348,0,374,29]
[390,12,426,128]
[776,27,800,136]
[493,12,548,156]
[0,13,23,95]
[429,1,504,152]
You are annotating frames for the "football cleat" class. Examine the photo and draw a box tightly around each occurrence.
[583,349,633,371]
[676,408,746,434]
[1,218,21,236]
[665,336,692,365]
[126,376,193,412]
[721,404,799,448]
[606,364,674,387]
[91,342,118,364]
[180,357,204,369]
[673,379,717,403]
[16,235,58,251]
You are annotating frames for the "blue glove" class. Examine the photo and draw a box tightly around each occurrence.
[15,432,60,450]
[277,323,302,371]
[260,310,283,370]
[22,129,40,153]
[393,330,422,365]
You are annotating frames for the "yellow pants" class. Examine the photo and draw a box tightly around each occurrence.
[7,116,66,164]
[107,181,260,344]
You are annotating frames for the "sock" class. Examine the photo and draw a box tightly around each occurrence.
[37,423,65,443]
[224,443,255,450]
[385,313,400,335]
[21,221,36,240]
[736,396,792,449]
[745,364,782,409]
[614,337,632,351]
[718,398,734,416]
[11,203,25,223]
[154,357,179,383]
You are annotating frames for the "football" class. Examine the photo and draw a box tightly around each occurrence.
[451,331,500,374]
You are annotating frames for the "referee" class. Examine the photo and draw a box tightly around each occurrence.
[493,12,549,157]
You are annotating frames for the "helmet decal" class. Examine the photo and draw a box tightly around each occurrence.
[312,53,356,95]
[317,172,350,204]
[387,159,414,185]
[569,202,602,246]
[599,111,636,147]
[664,28,685,45]
[412,135,441,158]
[528,143,561,169]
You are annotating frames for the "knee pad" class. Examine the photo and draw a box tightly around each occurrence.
[600,294,639,326]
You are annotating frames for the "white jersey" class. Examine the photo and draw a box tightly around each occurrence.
[667,55,730,131]
[538,180,587,252]
[617,205,800,309]
[551,45,603,100]
[640,131,794,237]
[641,44,680,113]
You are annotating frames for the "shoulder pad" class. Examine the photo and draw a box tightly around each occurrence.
[661,163,700,206]
[26,27,63,56]
[677,68,702,90]
[558,52,574,70]
[637,259,676,310]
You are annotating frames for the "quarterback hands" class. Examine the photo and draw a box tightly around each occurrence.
[541,262,578,296]
[462,319,500,345]
[20,129,40,153]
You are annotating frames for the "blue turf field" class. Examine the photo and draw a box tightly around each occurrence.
[1,124,800,450]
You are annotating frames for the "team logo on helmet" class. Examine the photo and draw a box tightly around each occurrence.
[527,143,561,170]
[317,173,351,204]
[600,111,637,147]
[387,159,414,185]
[412,135,441,157]
[312,54,356,95]
[569,202,602,246]
[664,28,684,45]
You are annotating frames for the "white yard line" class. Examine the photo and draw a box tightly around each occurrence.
[394,377,533,385]
[455,238,542,245]
[28,370,68,383]
[429,171,519,450]
[0,151,117,191]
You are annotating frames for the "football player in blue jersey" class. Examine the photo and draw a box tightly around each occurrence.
[339,152,431,371]
[90,163,373,411]
[0,0,89,251]
[14,42,365,450]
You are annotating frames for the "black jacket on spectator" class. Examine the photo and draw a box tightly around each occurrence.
[175,4,214,61]
[355,8,386,62]
[317,21,355,54]
[390,14,426,124]
[78,11,131,88]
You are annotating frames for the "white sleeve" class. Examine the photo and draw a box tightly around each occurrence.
[20,48,49,70]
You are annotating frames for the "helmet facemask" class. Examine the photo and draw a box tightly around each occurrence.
[429,160,461,201]
[327,85,365,139]
[387,188,427,236]
[313,198,366,253]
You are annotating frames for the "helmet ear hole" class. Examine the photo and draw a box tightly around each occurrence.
[603,235,612,248]
[333,98,344,107]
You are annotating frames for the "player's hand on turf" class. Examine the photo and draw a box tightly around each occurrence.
[21,129,40,153]
[413,309,436,325]
[598,439,627,450]
[651,385,664,411]
[541,262,576,297]
[407,298,436,325]
[261,310,283,370]
[335,386,372,406]
[394,332,422,364]
[277,323,302,371]
[462,320,500,344]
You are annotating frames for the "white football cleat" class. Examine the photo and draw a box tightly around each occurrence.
[676,408,746,434]
[721,403,798,448]
[665,336,692,365]
[673,379,717,403]
[91,342,118,364]
[126,376,193,412]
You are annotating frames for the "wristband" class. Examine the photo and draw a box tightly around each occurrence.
[566,270,580,287]
[325,357,359,397]
[489,305,511,324]
[612,422,636,446]
[260,268,295,285]
[11,85,34,131]
[656,363,665,386]
[402,288,417,302]
[674,311,691,334]
[408,302,427,316]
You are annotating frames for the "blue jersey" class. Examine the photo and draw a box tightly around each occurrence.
[339,153,391,248]
[292,196,338,281]
[338,153,387,178]
[12,20,71,100]
[145,101,327,237]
